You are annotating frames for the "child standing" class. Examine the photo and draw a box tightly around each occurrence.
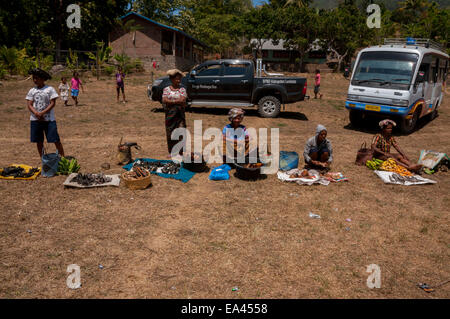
[26,68,65,158]
[116,67,126,103]
[70,71,84,106]
[58,77,69,106]
[314,69,323,99]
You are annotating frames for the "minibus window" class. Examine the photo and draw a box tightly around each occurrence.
[352,51,419,90]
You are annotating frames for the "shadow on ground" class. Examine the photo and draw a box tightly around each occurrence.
[151,106,308,121]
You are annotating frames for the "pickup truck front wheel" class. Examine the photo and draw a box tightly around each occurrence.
[258,96,281,118]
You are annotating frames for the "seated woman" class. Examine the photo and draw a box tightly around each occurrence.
[303,124,333,170]
[371,119,422,173]
[222,108,251,165]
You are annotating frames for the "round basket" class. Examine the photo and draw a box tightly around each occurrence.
[183,161,207,172]
[234,163,262,180]
[121,171,152,190]
[182,152,208,172]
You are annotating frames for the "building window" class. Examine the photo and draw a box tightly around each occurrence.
[175,34,183,57]
[273,50,290,59]
[184,39,191,59]
[161,30,173,55]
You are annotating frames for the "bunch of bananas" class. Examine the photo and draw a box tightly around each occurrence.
[58,157,80,175]
[366,158,384,170]
[380,158,413,176]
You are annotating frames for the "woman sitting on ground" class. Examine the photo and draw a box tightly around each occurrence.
[303,124,333,170]
[222,108,251,165]
[371,119,422,173]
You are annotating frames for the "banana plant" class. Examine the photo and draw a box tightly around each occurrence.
[86,41,112,80]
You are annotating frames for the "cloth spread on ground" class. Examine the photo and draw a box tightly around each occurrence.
[0,164,41,180]
[123,158,195,183]
[374,170,436,185]
[63,173,121,188]
[277,169,330,186]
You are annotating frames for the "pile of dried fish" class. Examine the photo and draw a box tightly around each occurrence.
[1,166,40,178]
[161,162,180,174]
[133,160,180,175]
[70,173,112,186]
[388,173,421,184]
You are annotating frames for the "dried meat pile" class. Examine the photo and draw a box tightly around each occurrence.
[70,173,112,186]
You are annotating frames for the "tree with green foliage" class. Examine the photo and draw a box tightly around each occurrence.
[319,1,370,71]
[243,5,278,58]
[275,5,319,71]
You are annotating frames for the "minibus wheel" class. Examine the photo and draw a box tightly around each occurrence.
[400,109,419,134]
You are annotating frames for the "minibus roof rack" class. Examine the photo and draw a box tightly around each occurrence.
[383,38,444,52]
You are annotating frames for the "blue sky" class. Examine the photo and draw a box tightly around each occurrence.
[252,0,269,6]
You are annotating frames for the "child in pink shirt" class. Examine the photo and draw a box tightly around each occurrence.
[314,69,322,99]
[70,71,84,106]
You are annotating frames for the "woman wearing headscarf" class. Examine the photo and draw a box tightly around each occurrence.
[222,108,250,164]
[371,119,422,172]
[303,124,333,169]
[162,69,187,156]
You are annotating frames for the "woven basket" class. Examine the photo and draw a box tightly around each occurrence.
[121,171,152,190]
[234,163,262,180]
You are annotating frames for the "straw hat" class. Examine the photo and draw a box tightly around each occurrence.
[166,69,183,77]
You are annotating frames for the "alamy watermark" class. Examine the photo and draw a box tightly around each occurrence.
[367,4,381,29]
[168,120,279,175]
[66,4,81,29]
[66,264,81,289]
[366,264,381,289]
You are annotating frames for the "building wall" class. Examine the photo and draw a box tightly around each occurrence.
[109,15,204,72]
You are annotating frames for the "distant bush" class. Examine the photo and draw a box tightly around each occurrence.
[0,46,53,77]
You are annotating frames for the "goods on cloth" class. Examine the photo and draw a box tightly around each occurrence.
[417,150,449,170]
[279,151,299,171]
[0,164,41,180]
[366,158,384,170]
[42,149,61,177]
[277,169,330,186]
[117,137,141,165]
[123,158,195,183]
[121,167,152,190]
[355,142,373,165]
[379,158,413,176]
[374,170,436,186]
[209,164,232,181]
[63,173,120,188]
[57,156,80,175]
[322,172,349,183]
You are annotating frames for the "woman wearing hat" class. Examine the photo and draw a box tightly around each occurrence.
[371,119,422,172]
[222,108,250,164]
[162,69,187,156]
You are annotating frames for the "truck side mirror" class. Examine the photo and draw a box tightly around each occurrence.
[416,71,425,83]
[190,70,196,77]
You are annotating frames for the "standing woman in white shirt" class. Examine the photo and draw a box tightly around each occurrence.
[161,69,188,157]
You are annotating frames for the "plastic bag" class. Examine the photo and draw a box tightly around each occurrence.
[209,164,231,181]
[41,149,60,177]
[279,151,299,171]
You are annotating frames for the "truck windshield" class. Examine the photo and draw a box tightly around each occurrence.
[352,51,419,90]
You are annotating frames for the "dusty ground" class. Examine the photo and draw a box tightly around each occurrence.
[0,71,448,299]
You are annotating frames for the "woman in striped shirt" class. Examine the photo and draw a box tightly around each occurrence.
[371,119,422,172]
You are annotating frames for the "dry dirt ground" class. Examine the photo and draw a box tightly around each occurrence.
[0,72,448,299]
